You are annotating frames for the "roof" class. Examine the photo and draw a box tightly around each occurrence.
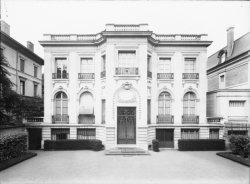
[0,31,44,65]
[207,32,250,70]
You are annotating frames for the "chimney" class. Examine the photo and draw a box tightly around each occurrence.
[1,20,10,35]
[27,41,34,52]
[227,26,234,57]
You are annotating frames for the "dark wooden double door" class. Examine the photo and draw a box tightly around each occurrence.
[156,129,174,148]
[27,128,42,150]
[117,107,136,144]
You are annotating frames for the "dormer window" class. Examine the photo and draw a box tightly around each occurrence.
[221,53,226,63]
[218,50,227,64]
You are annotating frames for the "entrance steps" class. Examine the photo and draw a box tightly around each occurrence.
[105,147,150,155]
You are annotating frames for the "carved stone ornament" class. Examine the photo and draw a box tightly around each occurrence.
[122,82,132,90]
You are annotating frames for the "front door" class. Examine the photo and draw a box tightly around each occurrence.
[27,128,42,150]
[156,129,174,148]
[117,107,136,144]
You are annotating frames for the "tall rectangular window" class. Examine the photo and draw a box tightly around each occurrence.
[34,84,38,97]
[20,80,25,95]
[34,66,38,78]
[101,55,106,72]
[147,99,151,124]
[184,58,196,73]
[159,58,171,73]
[147,55,152,72]
[20,59,25,72]
[118,51,136,67]
[101,99,106,124]
[81,58,94,73]
[55,58,67,79]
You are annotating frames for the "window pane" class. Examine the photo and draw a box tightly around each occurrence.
[118,51,136,67]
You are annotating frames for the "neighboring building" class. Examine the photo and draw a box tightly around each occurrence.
[38,24,222,150]
[0,20,44,98]
[207,27,250,137]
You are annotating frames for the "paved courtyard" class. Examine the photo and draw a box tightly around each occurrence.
[0,150,249,184]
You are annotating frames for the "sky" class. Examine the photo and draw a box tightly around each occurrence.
[1,0,250,58]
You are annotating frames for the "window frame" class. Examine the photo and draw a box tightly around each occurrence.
[34,65,38,78]
[20,80,25,95]
[183,92,196,115]
[20,58,25,72]
[184,58,196,73]
[181,129,199,139]
[158,92,172,115]
[117,50,136,68]
[159,57,171,73]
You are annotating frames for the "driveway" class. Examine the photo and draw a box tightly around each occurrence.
[0,150,249,184]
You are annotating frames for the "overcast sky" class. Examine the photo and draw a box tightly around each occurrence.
[1,0,250,58]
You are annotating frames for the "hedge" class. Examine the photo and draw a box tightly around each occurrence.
[44,139,103,151]
[0,134,27,162]
[178,139,225,151]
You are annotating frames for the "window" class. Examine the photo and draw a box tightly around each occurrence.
[181,129,199,139]
[34,66,38,78]
[54,92,68,122]
[158,92,171,115]
[55,58,67,79]
[101,99,106,124]
[221,53,226,63]
[118,51,136,67]
[101,55,106,72]
[51,128,69,140]
[79,92,94,124]
[147,55,152,72]
[229,101,245,107]
[183,92,196,115]
[219,75,225,89]
[184,58,196,73]
[34,84,38,97]
[20,59,25,72]
[77,129,96,140]
[159,58,171,73]
[147,99,151,124]
[20,80,25,95]
[209,129,219,139]
[81,58,94,73]
[228,130,248,136]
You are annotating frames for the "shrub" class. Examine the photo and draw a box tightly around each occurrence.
[0,134,27,162]
[178,139,225,151]
[152,139,159,152]
[44,139,103,151]
[229,135,250,157]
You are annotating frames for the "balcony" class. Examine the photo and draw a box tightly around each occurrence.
[182,73,199,80]
[157,115,174,124]
[52,115,69,124]
[101,71,106,78]
[23,117,44,124]
[78,73,95,80]
[52,73,69,79]
[207,117,223,124]
[157,73,174,79]
[182,115,199,124]
[115,67,138,75]
[78,114,95,124]
[147,71,152,78]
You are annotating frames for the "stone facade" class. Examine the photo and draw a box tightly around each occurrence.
[39,24,222,150]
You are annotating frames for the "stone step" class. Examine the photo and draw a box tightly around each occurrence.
[105,147,150,155]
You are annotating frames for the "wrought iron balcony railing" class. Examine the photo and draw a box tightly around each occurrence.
[157,115,174,124]
[147,71,152,78]
[52,114,69,124]
[101,71,106,78]
[52,73,69,79]
[78,114,95,124]
[182,115,199,124]
[115,67,139,75]
[207,117,223,124]
[157,73,174,79]
[182,73,199,79]
[78,73,95,79]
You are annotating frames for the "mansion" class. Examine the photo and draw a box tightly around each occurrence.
[36,24,223,150]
